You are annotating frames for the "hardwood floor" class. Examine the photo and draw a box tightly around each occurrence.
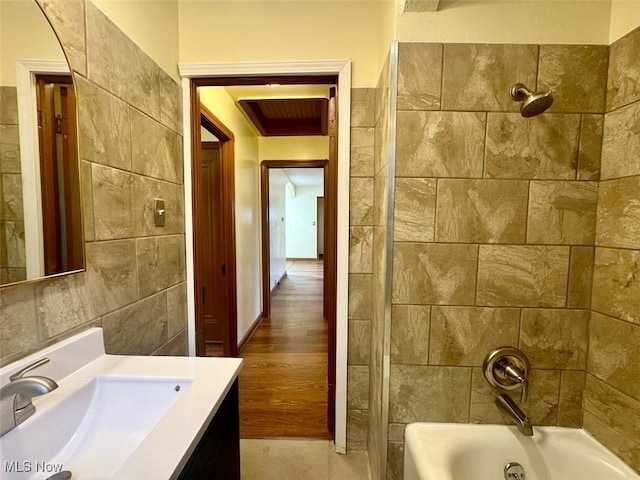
[238,260,330,439]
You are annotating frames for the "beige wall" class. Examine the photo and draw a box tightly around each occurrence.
[258,136,329,161]
[609,0,640,43]
[0,0,66,85]
[586,25,640,474]
[199,86,262,344]
[396,1,611,44]
[1,0,187,367]
[178,1,381,88]
[91,0,180,80]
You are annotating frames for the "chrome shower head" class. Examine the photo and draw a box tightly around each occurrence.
[509,83,554,117]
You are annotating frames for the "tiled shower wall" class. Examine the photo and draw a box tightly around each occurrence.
[0,0,187,367]
[384,42,608,480]
[347,88,376,451]
[0,87,26,284]
[585,26,640,473]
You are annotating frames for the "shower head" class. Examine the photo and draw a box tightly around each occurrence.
[509,83,554,117]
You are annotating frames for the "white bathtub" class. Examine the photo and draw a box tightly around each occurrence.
[404,423,640,480]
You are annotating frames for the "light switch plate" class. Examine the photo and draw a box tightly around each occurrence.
[154,199,166,227]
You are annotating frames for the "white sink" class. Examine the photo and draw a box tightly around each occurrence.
[1,376,192,480]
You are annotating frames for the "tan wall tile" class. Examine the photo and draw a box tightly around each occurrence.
[588,311,640,402]
[389,365,471,423]
[0,284,38,363]
[390,305,430,365]
[349,226,373,274]
[567,246,594,308]
[3,222,25,270]
[477,245,570,307]
[348,274,373,320]
[538,45,608,114]
[159,70,183,133]
[347,408,369,451]
[584,375,640,473]
[430,307,519,367]
[519,309,589,369]
[348,320,371,366]
[136,235,185,298]
[387,423,406,443]
[470,368,560,425]
[132,175,185,236]
[435,179,528,243]
[350,177,374,226]
[558,370,585,427]
[80,161,95,242]
[526,181,598,245]
[131,109,183,184]
[386,441,404,480]
[2,174,23,222]
[0,125,20,173]
[577,114,603,180]
[0,87,19,124]
[392,243,478,305]
[398,43,442,111]
[601,101,640,179]
[166,282,187,338]
[103,291,168,355]
[351,88,375,128]
[393,178,436,242]
[152,329,187,356]
[442,44,538,112]
[92,164,134,240]
[396,111,485,178]
[37,0,87,76]
[86,2,161,119]
[592,247,640,325]
[37,240,138,333]
[350,127,375,177]
[77,77,131,170]
[348,365,370,409]
[607,27,640,111]
[596,176,640,249]
[485,113,581,179]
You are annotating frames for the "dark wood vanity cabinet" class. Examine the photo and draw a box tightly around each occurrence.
[178,380,240,479]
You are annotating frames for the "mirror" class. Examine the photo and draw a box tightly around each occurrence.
[0,0,84,287]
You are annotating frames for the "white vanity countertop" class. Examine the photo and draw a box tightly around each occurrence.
[0,328,242,480]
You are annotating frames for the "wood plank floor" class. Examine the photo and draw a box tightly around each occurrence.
[238,260,330,439]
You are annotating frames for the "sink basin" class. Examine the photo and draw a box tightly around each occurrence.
[1,376,192,480]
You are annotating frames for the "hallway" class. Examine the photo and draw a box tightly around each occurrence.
[238,260,330,438]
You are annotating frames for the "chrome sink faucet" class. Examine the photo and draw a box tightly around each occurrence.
[496,394,533,436]
[0,358,58,437]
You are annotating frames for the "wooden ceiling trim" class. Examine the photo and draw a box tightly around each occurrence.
[238,98,329,137]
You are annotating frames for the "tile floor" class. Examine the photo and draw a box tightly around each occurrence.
[240,439,371,480]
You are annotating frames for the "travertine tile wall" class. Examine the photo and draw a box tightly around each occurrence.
[586,25,640,474]
[0,0,187,366]
[368,53,394,480]
[385,42,608,480]
[347,88,376,451]
[0,87,26,284]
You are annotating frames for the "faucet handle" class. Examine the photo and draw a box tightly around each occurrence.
[9,358,50,381]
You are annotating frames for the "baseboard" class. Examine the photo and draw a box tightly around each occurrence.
[238,313,264,354]
[270,271,288,296]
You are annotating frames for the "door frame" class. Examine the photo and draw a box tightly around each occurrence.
[180,60,351,453]
[191,94,238,357]
[259,159,331,321]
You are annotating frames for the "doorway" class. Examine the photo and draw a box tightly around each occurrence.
[191,98,238,357]
[182,62,351,451]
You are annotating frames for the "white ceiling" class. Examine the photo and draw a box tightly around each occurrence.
[281,168,324,187]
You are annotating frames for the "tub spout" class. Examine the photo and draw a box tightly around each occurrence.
[496,393,533,436]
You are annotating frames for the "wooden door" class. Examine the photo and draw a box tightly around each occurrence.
[316,197,324,260]
[200,142,226,342]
